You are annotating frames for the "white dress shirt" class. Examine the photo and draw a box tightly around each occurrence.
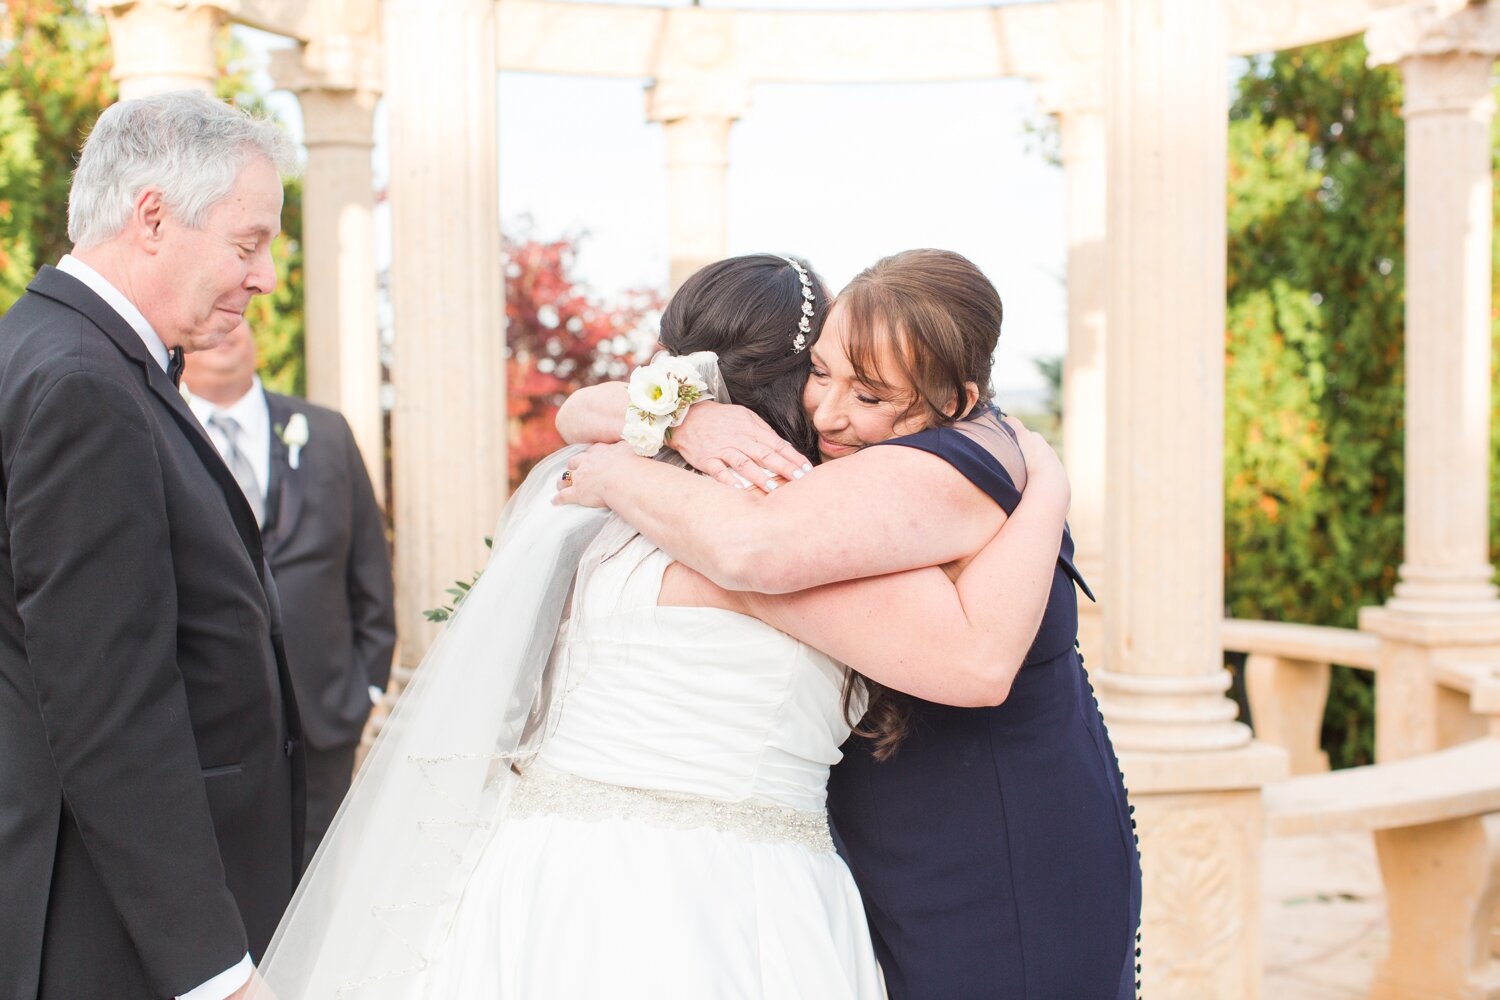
[187,377,272,509]
[186,386,382,708]
[177,956,255,1000]
[53,255,254,1000]
[56,255,171,374]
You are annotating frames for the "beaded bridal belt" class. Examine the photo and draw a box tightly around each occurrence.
[509,763,835,854]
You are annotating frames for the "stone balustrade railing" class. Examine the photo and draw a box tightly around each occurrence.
[1222,618,1379,775]
[367,617,1498,776]
[1224,617,1500,774]
[1227,616,1500,997]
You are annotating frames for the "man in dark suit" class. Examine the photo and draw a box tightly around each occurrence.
[186,321,395,867]
[0,93,303,1000]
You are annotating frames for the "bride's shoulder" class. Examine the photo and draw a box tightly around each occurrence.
[575,528,672,615]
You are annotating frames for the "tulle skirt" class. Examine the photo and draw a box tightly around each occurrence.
[421,807,884,999]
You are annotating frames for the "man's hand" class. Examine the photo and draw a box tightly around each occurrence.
[669,401,812,493]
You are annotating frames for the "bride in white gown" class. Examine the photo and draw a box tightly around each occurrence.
[254,255,1068,999]
[424,528,880,997]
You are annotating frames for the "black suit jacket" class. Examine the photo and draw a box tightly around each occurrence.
[0,268,304,999]
[261,391,394,750]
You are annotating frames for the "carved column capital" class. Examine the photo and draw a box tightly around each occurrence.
[1031,4,1106,123]
[271,37,381,148]
[646,6,750,125]
[272,34,382,97]
[1367,3,1500,72]
[91,0,225,17]
[95,0,226,99]
[645,75,751,127]
[279,0,382,92]
[269,0,381,148]
[1035,70,1106,123]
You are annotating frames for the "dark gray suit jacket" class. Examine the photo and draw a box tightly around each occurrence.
[0,267,304,999]
[262,391,394,750]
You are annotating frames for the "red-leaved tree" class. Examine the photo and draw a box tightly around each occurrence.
[504,231,662,489]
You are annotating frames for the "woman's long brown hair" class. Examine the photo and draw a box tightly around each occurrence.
[833,249,1004,759]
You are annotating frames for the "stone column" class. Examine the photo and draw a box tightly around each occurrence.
[1039,72,1107,669]
[1361,3,1500,763]
[98,0,223,101]
[272,38,385,506]
[646,11,749,291]
[385,0,506,664]
[646,78,747,292]
[1098,0,1286,995]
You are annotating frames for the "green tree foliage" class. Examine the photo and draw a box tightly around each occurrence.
[1227,40,1417,767]
[0,89,40,308]
[0,0,116,273]
[214,29,305,395]
[1032,354,1063,432]
[0,0,304,391]
[243,175,304,395]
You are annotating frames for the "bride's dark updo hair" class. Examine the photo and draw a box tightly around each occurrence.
[657,253,830,461]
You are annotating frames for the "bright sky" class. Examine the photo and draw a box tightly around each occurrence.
[244,0,1065,403]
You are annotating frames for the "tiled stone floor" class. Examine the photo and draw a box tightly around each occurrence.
[1263,832,1386,998]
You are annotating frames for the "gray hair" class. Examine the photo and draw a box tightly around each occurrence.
[68,91,299,248]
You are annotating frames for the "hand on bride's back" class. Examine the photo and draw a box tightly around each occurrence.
[671,401,813,493]
[554,442,638,508]
[1004,416,1071,515]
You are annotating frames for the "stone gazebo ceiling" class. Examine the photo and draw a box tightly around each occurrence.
[196,0,1393,77]
[494,0,1387,85]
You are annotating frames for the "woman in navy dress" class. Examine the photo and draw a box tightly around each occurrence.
[830,414,1140,1000]
[559,249,1141,998]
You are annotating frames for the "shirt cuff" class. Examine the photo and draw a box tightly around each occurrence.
[369,685,384,706]
[177,953,253,1000]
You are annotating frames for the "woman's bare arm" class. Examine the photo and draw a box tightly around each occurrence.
[557,440,1000,594]
[555,381,631,447]
[662,442,1070,706]
[555,382,812,487]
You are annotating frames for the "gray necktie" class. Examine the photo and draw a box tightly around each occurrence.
[208,411,266,526]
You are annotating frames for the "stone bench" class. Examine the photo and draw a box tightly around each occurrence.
[1264,737,1500,1000]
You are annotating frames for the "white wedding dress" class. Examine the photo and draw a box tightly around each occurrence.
[419,531,884,998]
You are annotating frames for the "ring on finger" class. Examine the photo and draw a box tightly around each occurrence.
[561,470,573,484]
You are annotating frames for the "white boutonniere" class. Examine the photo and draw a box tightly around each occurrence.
[623,355,712,456]
[276,412,310,469]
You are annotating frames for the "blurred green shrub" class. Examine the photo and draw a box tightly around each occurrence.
[1225,38,1500,767]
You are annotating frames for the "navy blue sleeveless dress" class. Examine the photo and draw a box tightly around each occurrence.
[827,414,1142,999]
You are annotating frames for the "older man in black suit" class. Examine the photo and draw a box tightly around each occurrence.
[0,93,302,1000]
[185,322,395,868]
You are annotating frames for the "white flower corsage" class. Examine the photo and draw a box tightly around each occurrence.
[276,412,310,469]
[624,356,712,456]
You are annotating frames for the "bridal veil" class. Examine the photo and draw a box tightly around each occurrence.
[256,354,727,999]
